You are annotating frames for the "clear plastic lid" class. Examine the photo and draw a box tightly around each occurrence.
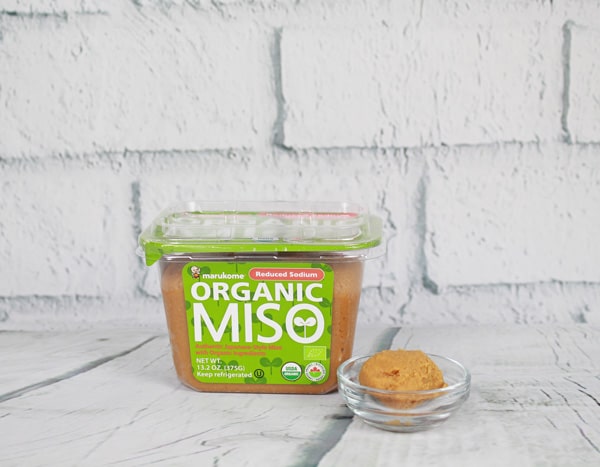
[138,201,383,266]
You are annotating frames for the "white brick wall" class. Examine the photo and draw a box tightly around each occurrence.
[0,12,260,156]
[0,161,128,296]
[424,143,600,289]
[0,0,599,330]
[282,24,561,148]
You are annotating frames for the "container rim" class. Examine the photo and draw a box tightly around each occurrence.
[138,201,384,266]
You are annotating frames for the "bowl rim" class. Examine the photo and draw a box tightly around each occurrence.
[337,353,471,396]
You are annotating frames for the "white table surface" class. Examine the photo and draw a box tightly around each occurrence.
[1,324,598,466]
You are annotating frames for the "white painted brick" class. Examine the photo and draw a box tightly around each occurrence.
[281,24,560,148]
[0,13,259,157]
[424,143,600,288]
[567,25,600,143]
[0,166,122,296]
[554,1,600,29]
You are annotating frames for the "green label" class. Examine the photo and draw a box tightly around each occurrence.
[182,261,334,385]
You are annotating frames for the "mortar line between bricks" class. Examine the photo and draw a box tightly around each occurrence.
[561,21,573,144]
[0,10,107,18]
[443,279,600,290]
[417,156,438,294]
[271,27,286,148]
[0,336,159,403]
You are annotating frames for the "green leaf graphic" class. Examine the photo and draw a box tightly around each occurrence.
[272,357,283,367]
[260,357,283,375]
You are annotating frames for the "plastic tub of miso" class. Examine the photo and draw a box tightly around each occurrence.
[138,201,382,394]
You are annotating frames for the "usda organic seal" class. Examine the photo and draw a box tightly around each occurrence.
[281,362,302,382]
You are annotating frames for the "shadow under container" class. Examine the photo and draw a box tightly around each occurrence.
[138,201,383,394]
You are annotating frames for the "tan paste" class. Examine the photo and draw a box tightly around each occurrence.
[359,349,447,408]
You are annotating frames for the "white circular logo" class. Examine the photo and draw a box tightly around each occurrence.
[305,362,327,382]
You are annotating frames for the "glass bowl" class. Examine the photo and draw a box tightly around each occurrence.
[337,353,471,432]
